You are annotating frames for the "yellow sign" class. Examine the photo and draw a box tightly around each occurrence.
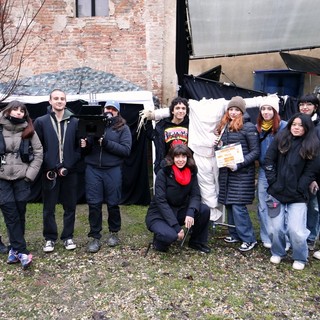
[215,143,244,168]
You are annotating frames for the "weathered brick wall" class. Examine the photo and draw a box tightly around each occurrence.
[11,0,167,100]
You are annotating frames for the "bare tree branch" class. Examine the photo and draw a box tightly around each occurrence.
[0,0,46,101]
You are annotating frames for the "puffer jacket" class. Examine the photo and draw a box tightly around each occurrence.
[146,165,200,233]
[0,114,43,181]
[218,115,260,205]
[83,116,132,168]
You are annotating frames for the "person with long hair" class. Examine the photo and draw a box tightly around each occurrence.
[297,93,320,252]
[0,100,43,269]
[146,144,211,253]
[215,96,260,252]
[80,100,132,253]
[264,113,320,270]
[256,95,287,248]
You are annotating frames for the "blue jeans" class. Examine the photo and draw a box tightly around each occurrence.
[257,168,271,245]
[226,204,256,243]
[306,192,320,243]
[269,202,309,263]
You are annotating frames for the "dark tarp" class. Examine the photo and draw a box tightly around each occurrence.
[197,65,221,81]
[179,74,297,123]
[280,52,320,75]
[180,74,267,123]
[19,101,152,205]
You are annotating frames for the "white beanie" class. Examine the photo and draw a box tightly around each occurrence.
[260,94,279,113]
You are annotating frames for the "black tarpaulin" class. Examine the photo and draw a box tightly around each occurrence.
[280,52,320,75]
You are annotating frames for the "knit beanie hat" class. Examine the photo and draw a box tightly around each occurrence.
[226,96,246,114]
[260,95,279,113]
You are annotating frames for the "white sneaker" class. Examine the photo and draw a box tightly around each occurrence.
[292,261,305,270]
[270,255,282,264]
[64,239,76,250]
[313,250,320,260]
[43,240,55,253]
[263,242,272,249]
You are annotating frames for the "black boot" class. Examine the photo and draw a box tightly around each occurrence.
[0,236,8,254]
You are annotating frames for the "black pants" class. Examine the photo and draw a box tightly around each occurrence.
[88,204,121,239]
[0,179,30,254]
[150,203,210,251]
[42,172,78,242]
[86,165,122,239]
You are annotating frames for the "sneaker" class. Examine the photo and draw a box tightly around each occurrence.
[270,255,282,264]
[292,260,305,270]
[87,238,101,253]
[0,237,8,254]
[307,240,315,251]
[7,249,19,264]
[313,250,320,260]
[107,232,120,247]
[43,240,55,253]
[263,242,272,249]
[239,242,257,252]
[224,236,240,243]
[18,253,32,270]
[64,239,76,250]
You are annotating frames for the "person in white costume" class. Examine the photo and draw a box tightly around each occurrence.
[140,96,265,222]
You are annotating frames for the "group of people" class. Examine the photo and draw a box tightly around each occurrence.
[146,93,320,270]
[1,89,320,271]
[0,89,132,269]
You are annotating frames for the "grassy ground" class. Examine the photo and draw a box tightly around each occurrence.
[0,203,320,319]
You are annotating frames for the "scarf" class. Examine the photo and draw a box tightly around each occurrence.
[172,164,191,186]
[6,116,26,125]
[261,119,273,132]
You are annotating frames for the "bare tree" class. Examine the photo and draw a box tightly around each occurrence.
[0,0,46,101]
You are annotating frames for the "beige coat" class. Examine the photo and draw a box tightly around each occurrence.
[0,115,43,182]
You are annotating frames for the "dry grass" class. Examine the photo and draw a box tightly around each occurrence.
[0,203,320,319]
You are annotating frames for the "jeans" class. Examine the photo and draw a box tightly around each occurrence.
[269,202,309,263]
[306,192,320,243]
[226,204,256,243]
[257,168,271,245]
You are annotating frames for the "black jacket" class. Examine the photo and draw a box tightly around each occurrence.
[146,165,200,233]
[83,117,132,168]
[264,136,314,204]
[34,108,80,171]
[218,116,260,205]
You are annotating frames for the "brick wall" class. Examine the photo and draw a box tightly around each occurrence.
[10,0,168,100]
